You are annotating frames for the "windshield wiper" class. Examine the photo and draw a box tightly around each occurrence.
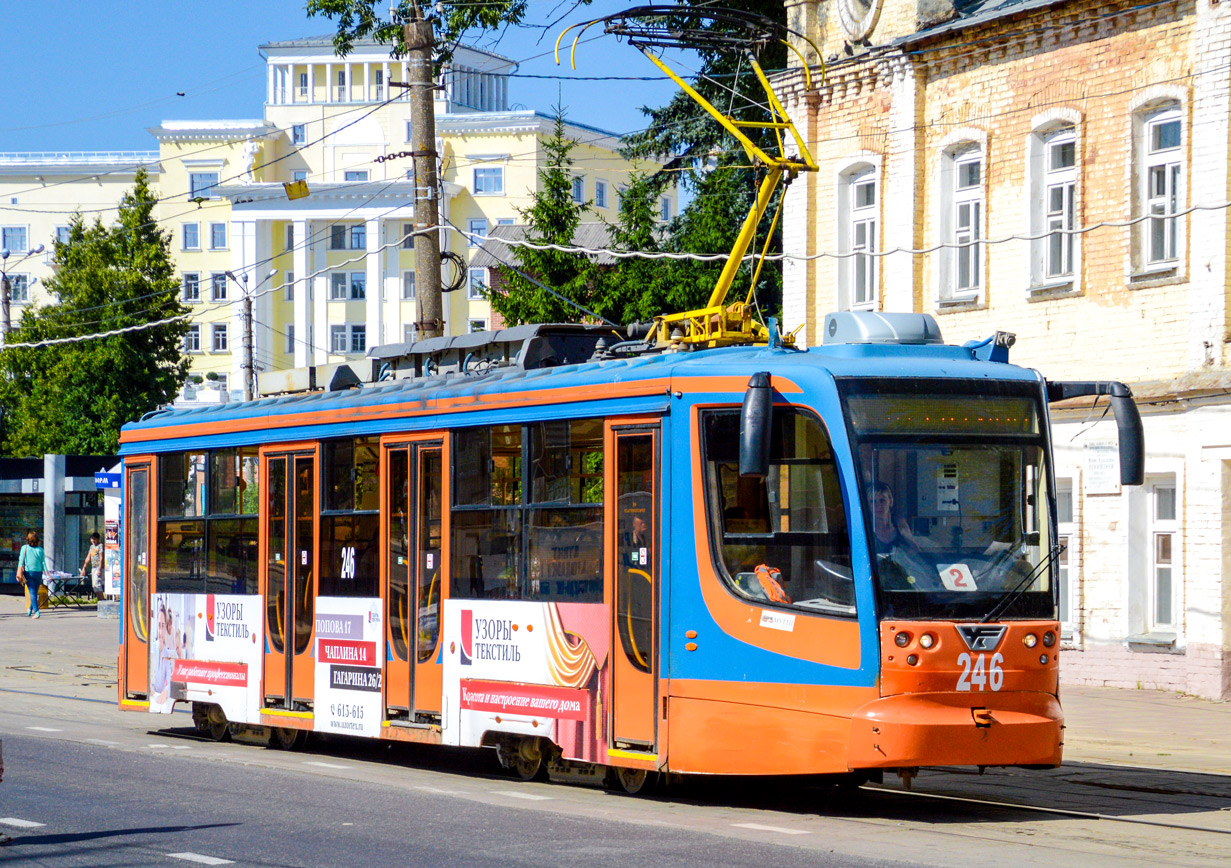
[981,543,1064,624]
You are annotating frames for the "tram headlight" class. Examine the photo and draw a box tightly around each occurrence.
[1022,633,1038,648]
[919,633,936,649]
[894,631,912,648]
[1042,631,1056,647]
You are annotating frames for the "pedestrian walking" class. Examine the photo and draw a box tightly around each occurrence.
[80,532,104,598]
[19,531,47,619]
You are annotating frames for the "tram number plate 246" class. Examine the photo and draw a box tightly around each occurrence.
[956,652,1004,692]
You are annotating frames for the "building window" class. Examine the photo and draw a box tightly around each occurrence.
[182,223,200,250]
[209,222,227,250]
[571,176,585,204]
[1,226,28,252]
[350,325,366,354]
[469,318,487,333]
[660,197,670,221]
[8,275,29,303]
[336,69,347,101]
[212,324,229,352]
[211,373,229,394]
[298,72,308,99]
[331,272,348,300]
[1140,105,1183,269]
[496,217,514,227]
[350,224,366,249]
[403,324,418,344]
[474,167,503,195]
[345,170,369,182]
[401,222,415,249]
[184,324,200,353]
[330,324,348,354]
[944,147,983,298]
[1030,124,1078,287]
[285,224,295,252]
[291,124,305,145]
[286,324,296,354]
[54,225,70,246]
[182,272,201,303]
[1149,477,1178,632]
[293,170,308,183]
[468,218,487,246]
[1056,478,1076,636]
[402,270,416,300]
[595,180,607,209]
[331,225,346,250]
[468,267,487,300]
[210,273,227,301]
[838,164,877,309]
[283,272,294,302]
[350,273,366,300]
[189,172,219,200]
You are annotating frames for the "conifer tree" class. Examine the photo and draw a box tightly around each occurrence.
[0,169,190,455]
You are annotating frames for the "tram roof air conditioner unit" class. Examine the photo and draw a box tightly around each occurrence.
[822,312,944,346]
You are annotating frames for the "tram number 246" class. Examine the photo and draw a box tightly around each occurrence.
[956,652,1004,692]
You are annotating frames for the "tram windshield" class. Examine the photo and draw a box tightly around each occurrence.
[840,377,1057,621]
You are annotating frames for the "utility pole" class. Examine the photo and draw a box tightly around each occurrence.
[405,2,443,339]
[1,274,10,342]
[242,288,254,402]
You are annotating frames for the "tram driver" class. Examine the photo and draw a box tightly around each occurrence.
[869,482,940,591]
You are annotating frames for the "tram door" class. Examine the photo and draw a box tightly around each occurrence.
[123,461,152,697]
[384,439,445,721]
[263,450,317,709]
[609,426,659,748]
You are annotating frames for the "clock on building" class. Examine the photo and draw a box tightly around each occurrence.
[837,0,884,42]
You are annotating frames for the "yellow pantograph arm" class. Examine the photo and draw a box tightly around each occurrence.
[706,167,781,311]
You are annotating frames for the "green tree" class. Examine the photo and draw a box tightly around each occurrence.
[593,170,665,325]
[490,107,597,325]
[0,169,191,455]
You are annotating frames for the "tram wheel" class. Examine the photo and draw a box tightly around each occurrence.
[269,726,306,751]
[502,738,548,782]
[193,703,230,742]
[605,766,655,795]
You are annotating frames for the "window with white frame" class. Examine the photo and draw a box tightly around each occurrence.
[344,170,369,182]
[660,197,670,221]
[182,272,201,303]
[286,325,296,354]
[189,172,219,200]
[349,272,366,300]
[946,147,983,297]
[209,222,227,250]
[571,176,585,204]
[350,224,366,249]
[331,273,348,300]
[474,167,503,195]
[1055,478,1076,635]
[298,72,308,99]
[293,170,308,182]
[469,318,487,333]
[184,324,200,353]
[1,226,28,252]
[1140,105,1183,269]
[403,324,419,344]
[1148,477,1178,632]
[468,218,488,247]
[210,273,227,301]
[467,267,487,300]
[182,223,200,250]
[8,275,29,303]
[285,224,295,251]
[496,217,514,227]
[595,180,608,209]
[283,272,294,302]
[212,323,229,352]
[402,270,416,300]
[54,225,70,246]
[336,69,346,101]
[401,222,414,249]
[350,325,366,354]
[837,165,878,309]
[291,124,306,145]
[330,324,348,354]
[212,372,229,394]
[1030,124,1077,286]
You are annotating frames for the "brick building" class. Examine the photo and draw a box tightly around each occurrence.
[780,0,1231,697]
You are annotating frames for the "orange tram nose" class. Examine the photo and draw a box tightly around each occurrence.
[849,621,1064,770]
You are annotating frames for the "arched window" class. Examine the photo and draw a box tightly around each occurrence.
[837,163,878,309]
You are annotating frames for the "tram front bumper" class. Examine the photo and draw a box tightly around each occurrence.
[847,691,1063,769]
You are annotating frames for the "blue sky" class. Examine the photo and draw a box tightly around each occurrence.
[0,1,686,153]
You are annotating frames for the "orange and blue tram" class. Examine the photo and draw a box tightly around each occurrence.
[115,313,1143,789]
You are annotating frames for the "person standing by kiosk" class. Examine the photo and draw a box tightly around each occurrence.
[18,531,46,619]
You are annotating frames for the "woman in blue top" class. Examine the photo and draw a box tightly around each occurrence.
[19,531,46,619]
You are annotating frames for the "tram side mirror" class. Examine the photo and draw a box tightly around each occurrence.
[740,372,772,478]
[1047,380,1144,486]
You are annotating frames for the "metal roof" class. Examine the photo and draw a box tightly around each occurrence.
[894,0,1068,46]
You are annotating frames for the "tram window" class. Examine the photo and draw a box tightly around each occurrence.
[159,452,207,517]
[527,507,603,602]
[318,513,381,597]
[453,509,521,599]
[207,518,258,595]
[530,419,603,504]
[156,520,206,593]
[453,425,522,506]
[701,409,856,617]
[323,436,379,512]
[210,447,259,515]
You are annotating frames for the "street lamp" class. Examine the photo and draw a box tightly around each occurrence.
[1,244,46,341]
[224,268,277,402]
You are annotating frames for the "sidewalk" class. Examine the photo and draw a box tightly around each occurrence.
[2,591,1228,775]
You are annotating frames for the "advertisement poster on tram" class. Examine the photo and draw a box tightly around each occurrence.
[314,597,384,738]
[148,593,263,723]
[442,600,610,764]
